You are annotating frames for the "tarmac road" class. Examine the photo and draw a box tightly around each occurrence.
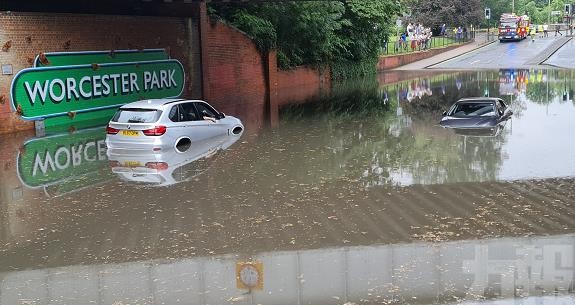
[430,35,570,69]
[395,33,573,70]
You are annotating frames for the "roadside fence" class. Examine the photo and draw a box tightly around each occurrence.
[382,30,475,56]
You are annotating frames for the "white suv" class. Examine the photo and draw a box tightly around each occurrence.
[106,99,243,154]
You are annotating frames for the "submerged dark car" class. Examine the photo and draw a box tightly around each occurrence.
[440,97,513,129]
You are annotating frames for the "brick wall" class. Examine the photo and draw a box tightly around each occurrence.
[0,9,331,134]
[199,12,331,129]
[277,66,331,106]
[199,6,268,130]
[0,12,201,134]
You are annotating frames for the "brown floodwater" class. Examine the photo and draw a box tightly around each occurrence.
[1,69,575,305]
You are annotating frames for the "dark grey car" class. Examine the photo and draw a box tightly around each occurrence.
[440,97,513,129]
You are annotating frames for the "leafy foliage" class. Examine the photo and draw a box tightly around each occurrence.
[483,0,573,25]
[209,0,400,73]
[330,59,378,81]
[231,11,277,53]
[406,0,483,30]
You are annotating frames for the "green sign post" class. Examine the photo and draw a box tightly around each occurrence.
[11,59,185,120]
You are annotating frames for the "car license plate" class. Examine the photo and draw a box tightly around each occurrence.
[123,161,141,167]
[122,130,139,136]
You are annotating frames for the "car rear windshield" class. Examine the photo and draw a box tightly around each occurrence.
[111,108,162,123]
[449,102,495,117]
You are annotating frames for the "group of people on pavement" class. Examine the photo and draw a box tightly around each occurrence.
[393,22,471,53]
[396,23,433,51]
[530,23,566,42]
[440,24,469,41]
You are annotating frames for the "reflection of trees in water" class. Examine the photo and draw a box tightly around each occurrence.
[356,118,506,187]
[387,72,507,185]
[278,71,510,187]
[280,78,391,121]
[526,81,555,105]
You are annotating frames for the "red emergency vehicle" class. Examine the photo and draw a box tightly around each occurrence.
[498,14,530,42]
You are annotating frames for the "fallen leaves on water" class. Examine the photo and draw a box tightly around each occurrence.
[227,295,247,302]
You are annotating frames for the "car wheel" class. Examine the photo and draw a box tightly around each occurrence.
[175,137,192,152]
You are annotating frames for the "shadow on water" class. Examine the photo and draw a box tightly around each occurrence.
[281,77,392,121]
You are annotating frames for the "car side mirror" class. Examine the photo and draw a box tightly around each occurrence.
[442,111,447,116]
[503,109,513,119]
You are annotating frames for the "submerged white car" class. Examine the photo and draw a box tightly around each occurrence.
[106,99,243,154]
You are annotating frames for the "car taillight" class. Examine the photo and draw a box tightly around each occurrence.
[145,162,169,170]
[106,125,120,135]
[142,125,167,136]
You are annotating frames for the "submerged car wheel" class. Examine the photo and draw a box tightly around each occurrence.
[175,137,192,152]
[232,126,243,135]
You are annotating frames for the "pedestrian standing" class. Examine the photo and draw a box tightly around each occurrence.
[401,32,407,50]
[543,24,549,37]
[555,24,563,36]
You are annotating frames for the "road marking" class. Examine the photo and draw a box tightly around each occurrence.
[470,60,481,64]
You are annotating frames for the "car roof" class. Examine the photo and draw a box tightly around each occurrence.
[119,99,208,110]
[456,97,501,103]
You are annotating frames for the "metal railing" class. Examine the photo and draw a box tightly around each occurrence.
[381,30,475,56]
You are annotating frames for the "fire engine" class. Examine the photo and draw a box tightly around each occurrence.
[498,14,530,42]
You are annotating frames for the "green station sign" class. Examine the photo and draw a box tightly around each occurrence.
[34,49,169,67]
[11,59,185,120]
[17,127,114,191]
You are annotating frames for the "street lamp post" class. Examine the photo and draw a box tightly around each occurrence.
[548,0,551,24]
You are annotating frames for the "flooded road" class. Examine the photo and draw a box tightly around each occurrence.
[2,69,575,304]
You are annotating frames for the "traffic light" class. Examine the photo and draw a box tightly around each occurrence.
[565,4,572,15]
[485,8,491,19]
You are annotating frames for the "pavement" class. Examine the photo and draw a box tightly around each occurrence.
[395,31,573,70]
[543,37,575,68]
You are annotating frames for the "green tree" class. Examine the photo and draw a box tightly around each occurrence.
[407,0,483,30]
[209,0,399,74]
[481,0,512,27]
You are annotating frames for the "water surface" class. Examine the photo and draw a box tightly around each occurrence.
[1,69,575,305]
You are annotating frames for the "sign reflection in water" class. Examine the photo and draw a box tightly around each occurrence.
[17,127,113,197]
